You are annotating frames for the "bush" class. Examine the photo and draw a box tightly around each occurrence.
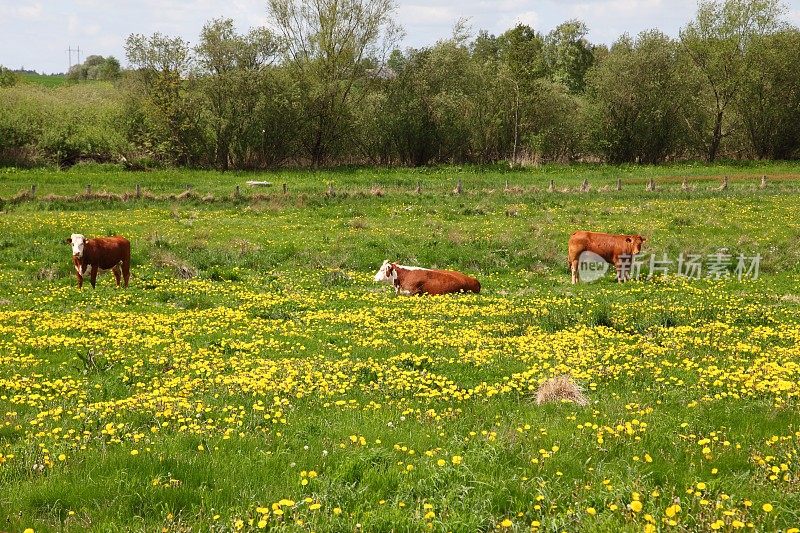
[0,83,127,167]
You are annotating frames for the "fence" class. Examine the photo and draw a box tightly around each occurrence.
[0,175,781,207]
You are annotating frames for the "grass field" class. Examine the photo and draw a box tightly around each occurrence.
[17,73,68,88]
[1,163,800,532]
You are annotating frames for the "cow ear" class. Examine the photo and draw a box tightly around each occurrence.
[625,237,632,243]
[65,238,72,244]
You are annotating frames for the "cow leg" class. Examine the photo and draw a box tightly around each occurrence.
[614,260,628,283]
[122,260,130,288]
[90,265,99,288]
[570,259,579,284]
[76,272,83,289]
[112,264,122,287]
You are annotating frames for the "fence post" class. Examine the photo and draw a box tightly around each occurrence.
[282,183,287,195]
[234,185,240,198]
[30,184,37,198]
[646,178,655,192]
[720,176,728,191]
[548,179,555,193]
[504,179,509,192]
[135,184,141,198]
[760,175,767,189]
[455,178,463,194]
[327,183,335,197]
[85,184,92,195]
[415,181,421,194]
[580,178,590,192]
[616,178,622,191]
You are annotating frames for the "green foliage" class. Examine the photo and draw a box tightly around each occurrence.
[587,31,696,163]
[66,55,121,81]
[738,29,800,159]
[0,84,126,167]
[195,18,280,170]
[544,20,595,93]
[0,66,18,87]
[1,1,800,169]
[680,0,788,161]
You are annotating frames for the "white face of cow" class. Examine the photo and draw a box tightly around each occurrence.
[68,233,86,258]
[373,260,396,283]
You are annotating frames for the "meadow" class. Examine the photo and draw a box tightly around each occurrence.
[1,163,800,532]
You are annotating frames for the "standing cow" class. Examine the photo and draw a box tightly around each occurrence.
[374,261,481,295]
[568,231,645,283]
[66,234,131,288]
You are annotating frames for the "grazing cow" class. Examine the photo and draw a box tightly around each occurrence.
[66,234,131,289]
[568,231,645,284]
[373,261,481,295]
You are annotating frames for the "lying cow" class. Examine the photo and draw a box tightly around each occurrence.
[66,234,131,289]
[568,231,645,283]
[373,261,481,295]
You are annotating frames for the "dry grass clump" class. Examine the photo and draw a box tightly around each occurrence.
[349,217,368,230]
[153,251,196,279]
[36,266,58,281]
[175,189,198,201]
[535,375,589,406]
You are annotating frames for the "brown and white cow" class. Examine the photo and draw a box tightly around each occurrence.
[66,234,131,289]
[373,261,481,295]
[568,231,645,284]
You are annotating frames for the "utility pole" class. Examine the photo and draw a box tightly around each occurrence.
[66,45,81,71]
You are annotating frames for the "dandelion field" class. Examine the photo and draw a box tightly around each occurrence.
[2,164,800,532]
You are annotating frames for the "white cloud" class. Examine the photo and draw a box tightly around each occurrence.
[478,0,531,11]
[0,2,44,20]
[397,4,456,25]
[494,9,540,33]
[511,10,540,28]
[569,0,664,20]
[18,2,43,19]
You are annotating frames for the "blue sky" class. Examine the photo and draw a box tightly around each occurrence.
[2,0,800,74]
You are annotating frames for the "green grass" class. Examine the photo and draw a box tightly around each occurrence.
[18,73,68,88]
[2,160,800,197]
[1,164,800,531]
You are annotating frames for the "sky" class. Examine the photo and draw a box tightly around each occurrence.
[2,0,800,74]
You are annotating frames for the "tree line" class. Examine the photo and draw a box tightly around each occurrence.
[1,0,799,169]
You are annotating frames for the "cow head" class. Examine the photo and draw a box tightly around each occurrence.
[625,235,646,255]
[67,233,86,258]
[373,260,396,283]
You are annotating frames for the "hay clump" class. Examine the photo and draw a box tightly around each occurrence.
[535,375,588,406]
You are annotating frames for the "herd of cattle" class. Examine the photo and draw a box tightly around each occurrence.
[67,230,647,292]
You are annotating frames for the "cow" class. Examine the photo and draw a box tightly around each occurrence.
[66,234,131,289]
[568,231,645,284]
[373,261,481,296]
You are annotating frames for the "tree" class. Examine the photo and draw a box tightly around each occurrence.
[587,31,695,163]
[125,33,205,165]
[544,20,595,93]
[195,18,279,169]
[680,0,787,161]
[496,24,546,85]
[737,29,800,159]
[267,0,402,165]
[66,55,121,81]
[100,57,121,80]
